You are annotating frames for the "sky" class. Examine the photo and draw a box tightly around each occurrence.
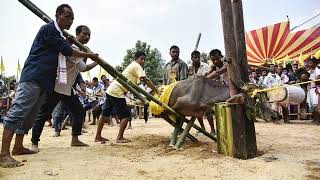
[0,0,319,78]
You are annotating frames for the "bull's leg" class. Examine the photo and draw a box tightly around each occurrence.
[170,117,183,147]
[174,117,196,150]
[197,117,206,131]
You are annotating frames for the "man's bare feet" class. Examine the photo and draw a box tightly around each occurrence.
[53,132,60,137]
[94,137,109,142]
[0,154,23,168]
[116,138,131,143]
[12,147,37,156]
[82,129,88,133]
[71,139,89,147]
[30,144,40,153]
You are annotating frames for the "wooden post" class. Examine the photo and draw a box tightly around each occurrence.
[219,0,257,159]
[219,0,240,96]
[231,0,250,83]
[231,0,257,158]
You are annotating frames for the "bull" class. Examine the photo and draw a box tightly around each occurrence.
[166,76,279,121]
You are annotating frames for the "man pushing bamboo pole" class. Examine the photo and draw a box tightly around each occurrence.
[18,0,216,143]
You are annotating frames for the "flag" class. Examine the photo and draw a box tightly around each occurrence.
[299,53,310,67]
[98,66,108,80]
[315,49,320,59]
[0,56,5,74]
[16,59,22,81]
[86,70,91,81]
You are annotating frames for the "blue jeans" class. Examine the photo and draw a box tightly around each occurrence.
[31,91,84,145]
[52,101,71,133]
[4,81,46,134]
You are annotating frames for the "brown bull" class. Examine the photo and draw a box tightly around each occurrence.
[166,76,279,121]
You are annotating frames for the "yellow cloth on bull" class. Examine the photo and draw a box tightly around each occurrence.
[150,82,179,115]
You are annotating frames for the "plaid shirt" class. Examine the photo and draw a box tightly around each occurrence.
[163,59,188,85]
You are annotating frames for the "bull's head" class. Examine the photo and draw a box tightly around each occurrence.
[240,83,280,121]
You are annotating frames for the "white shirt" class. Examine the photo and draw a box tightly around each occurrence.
[309,66,320,88]
[54,45,86,96]
[188,61,209,79]
[263,73,282,87]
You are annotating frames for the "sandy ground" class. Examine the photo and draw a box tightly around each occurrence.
[0,118,319,180]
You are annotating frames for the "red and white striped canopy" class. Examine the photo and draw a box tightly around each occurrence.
[246,21,320,66]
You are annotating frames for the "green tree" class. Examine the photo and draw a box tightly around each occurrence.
[201,52,209,63]
[115,65,123,73]
[121,40,165,84]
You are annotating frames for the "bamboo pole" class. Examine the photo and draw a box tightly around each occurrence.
[194,33,202,51]
[18,0,148,104]
[169,117,183,146]
[18,0,217,142]
[161,114,198,142]
[174,117,196,150]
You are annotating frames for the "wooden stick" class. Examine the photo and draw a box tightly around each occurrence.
[161,114,197,142]
[174,117,196,150]
[194,33,202,51]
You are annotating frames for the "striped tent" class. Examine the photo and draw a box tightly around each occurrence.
[246,21,320,66]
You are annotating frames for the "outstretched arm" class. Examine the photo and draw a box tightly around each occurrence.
[71,49,99,62]
[206,64,227,79]
[140,76,161,95]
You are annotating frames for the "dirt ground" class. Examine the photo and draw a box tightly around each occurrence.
[0,118,319,180]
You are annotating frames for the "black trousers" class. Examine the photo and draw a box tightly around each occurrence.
[31,91,84,145]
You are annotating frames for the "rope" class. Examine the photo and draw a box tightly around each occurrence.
[250,78,320,98]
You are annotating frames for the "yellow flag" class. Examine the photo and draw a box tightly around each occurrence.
[282,60,286,67]
[98,66,108,80]
[299,53,310,67]
[17,59,22,81]
[86,71,91,81]
[299,53,304,67]
[315,49,320,59]
[0,56,5,74]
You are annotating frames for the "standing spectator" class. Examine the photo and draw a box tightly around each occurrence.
[188,50,215,135]
[249,71,259,84]
[307,57,320,124]
[163,45,188,85]
[263,64,282,87]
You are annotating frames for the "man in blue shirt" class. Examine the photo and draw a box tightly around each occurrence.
[0,4,99,168]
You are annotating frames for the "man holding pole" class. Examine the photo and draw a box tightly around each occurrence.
[94,51,160,143]
[28,25,99,152]
[0,4,99,168]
